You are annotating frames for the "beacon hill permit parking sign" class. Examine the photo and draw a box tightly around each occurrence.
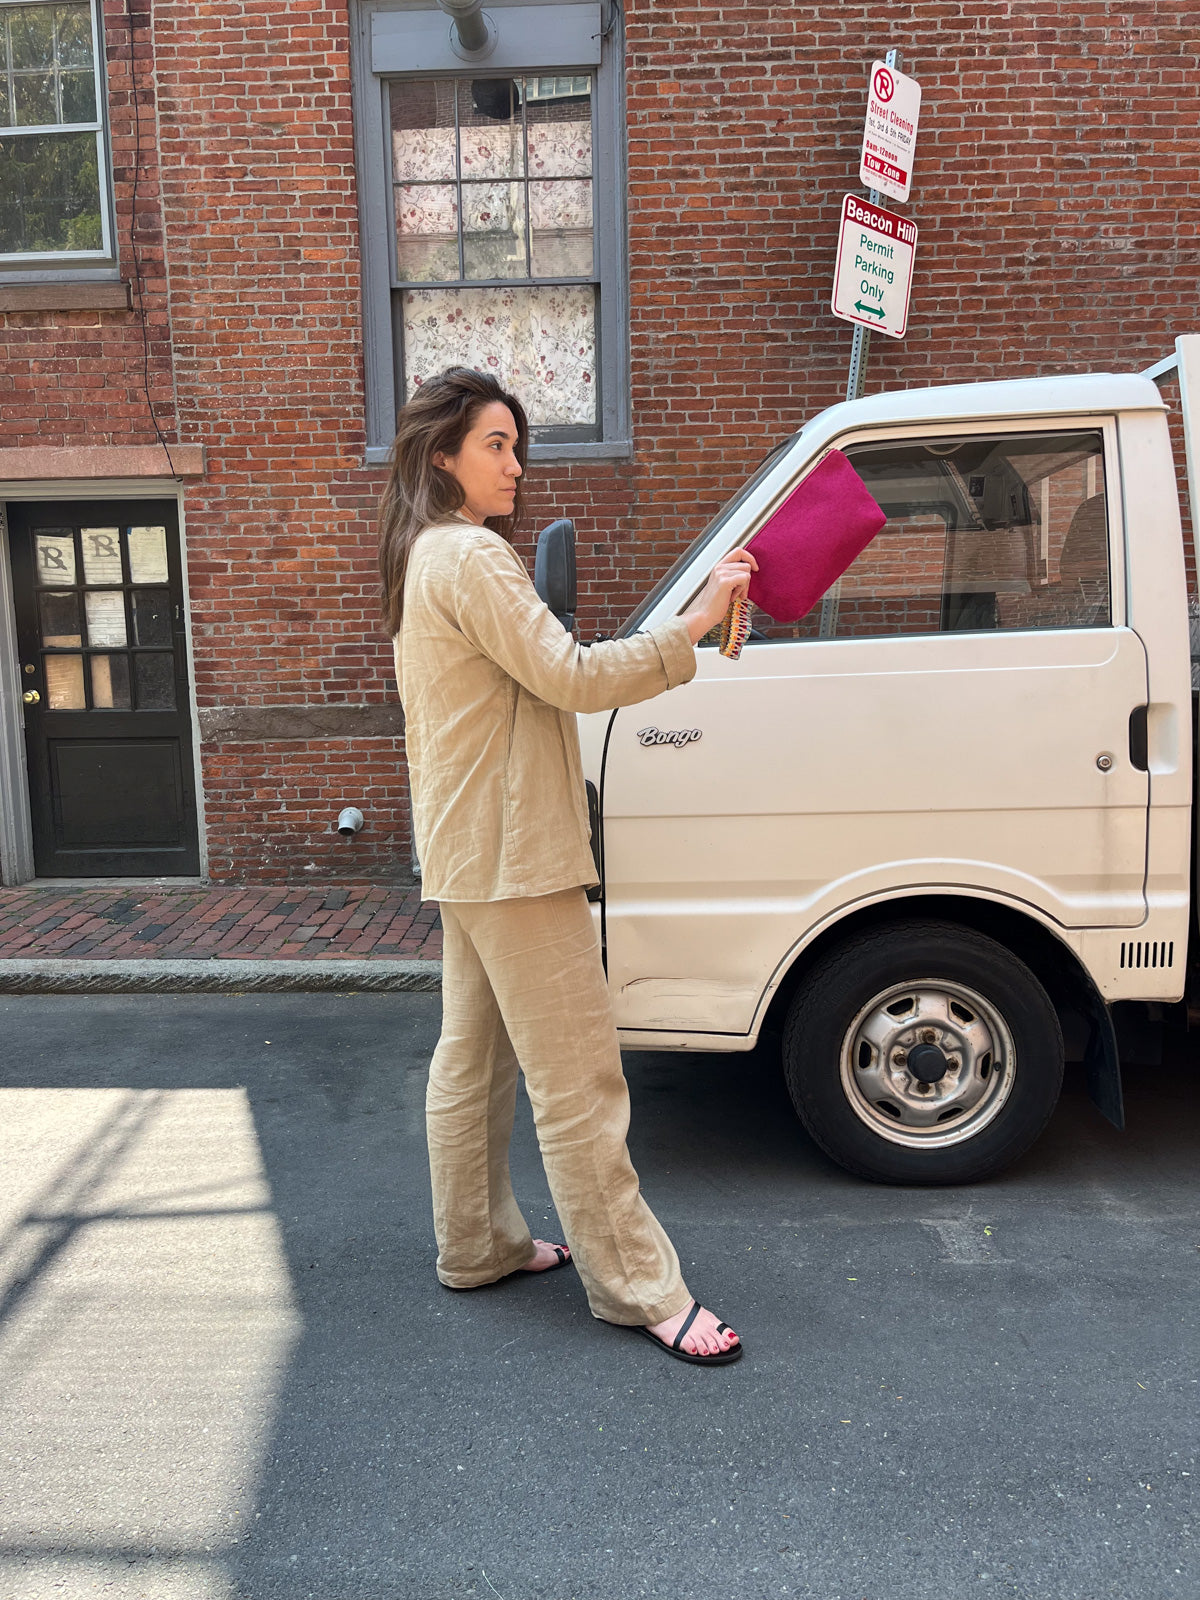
[831,194,918,340]
[859,59,922,203]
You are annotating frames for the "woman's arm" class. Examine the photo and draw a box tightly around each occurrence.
[451,531,755,715]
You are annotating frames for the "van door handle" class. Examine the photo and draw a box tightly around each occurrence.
[1128,706,1148,771]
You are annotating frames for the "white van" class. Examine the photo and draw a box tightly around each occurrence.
[548,336,1200,1185]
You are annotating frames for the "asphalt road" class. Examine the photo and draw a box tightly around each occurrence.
[0,993,1195,1600]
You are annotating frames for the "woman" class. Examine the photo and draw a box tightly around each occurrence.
[380,368,755,1365]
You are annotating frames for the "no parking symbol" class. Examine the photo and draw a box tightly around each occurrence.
[860,59,922,203]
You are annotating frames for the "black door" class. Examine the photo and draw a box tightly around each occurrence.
[8,501,201,876]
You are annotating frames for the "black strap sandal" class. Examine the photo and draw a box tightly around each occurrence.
[443,1242,572,1291]
[636,1299,744,1365]
[515,1241,572,1275]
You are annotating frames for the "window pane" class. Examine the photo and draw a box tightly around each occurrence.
[457,78,524,178]
[530,179,592,276]
[0,130,102,253]
[134,653,176,710]
[127,525,169,582]
[6,6,56,73]
[39,589,81,646]
[131,588,171,646]
[779,431,1110,641]
[91,653,131,710]
[35,530,76,586]
[462,182,526,280]
[390,78,456,181]
[395,182,458,282]
[13,71,57,126]
[525,79,591,176]
[2,4,95,126]
[80,527,122,584]
[59,69,96,123]
[44,652,85,709]
[402,285,596,427]
[84,589,127,648]
[56,5,95,69]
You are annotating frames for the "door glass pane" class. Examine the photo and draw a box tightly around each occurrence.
[91,653,131,710]
[131,588,171,646]
[127,525,169,582]
[80,527,122,584]
[844,432,1110,636]
[84,589,127,647]
[39,589,81,645]
[743,431,1111,643]
[134,652,175,709]
[44,652,85,709]
[35,531,76,586]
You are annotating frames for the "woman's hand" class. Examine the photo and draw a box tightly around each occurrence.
[682,547,759,644]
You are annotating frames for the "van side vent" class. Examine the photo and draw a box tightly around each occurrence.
[1119,940,1174,971]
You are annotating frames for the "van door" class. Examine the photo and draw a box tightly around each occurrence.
[8,501,200,877]
[600,426,1149,1037]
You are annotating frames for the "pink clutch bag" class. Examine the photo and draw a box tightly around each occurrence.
[718,448,887,655]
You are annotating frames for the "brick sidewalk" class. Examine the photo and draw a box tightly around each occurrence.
[0,883,442,962]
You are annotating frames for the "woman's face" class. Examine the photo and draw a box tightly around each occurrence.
[433,401,522,524]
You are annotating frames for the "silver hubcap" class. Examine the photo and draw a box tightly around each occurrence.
[839,979,1015,1149]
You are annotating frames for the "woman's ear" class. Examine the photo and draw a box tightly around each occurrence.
[432,450,452,472]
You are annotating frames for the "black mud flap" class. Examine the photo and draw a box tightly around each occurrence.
[1083,1000,1125,1130]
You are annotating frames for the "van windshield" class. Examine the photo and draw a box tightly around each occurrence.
[617,434,796,637]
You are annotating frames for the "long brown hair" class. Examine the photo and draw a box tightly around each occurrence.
[378,367,529,634]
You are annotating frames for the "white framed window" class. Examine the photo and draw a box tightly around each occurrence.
[0,0,112,266]
[353,2,628,462]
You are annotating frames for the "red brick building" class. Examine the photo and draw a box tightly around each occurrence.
[1,0,1194,885]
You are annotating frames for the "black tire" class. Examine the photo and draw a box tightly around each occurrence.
[782,919,1064,1185]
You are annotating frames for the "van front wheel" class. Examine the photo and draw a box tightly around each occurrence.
[782,921,1064,1184]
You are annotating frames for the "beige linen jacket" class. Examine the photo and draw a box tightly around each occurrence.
[394,516,697,901]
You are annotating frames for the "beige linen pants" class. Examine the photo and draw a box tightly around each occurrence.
[428,887,690,1326]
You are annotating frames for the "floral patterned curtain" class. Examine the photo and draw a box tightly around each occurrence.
[390,78,597,431]
[402,285,595,427]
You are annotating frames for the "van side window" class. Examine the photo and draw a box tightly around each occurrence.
[736,430,1110,643]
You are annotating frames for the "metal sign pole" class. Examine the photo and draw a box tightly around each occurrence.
[846,48,899,407]
[822,46,900,640]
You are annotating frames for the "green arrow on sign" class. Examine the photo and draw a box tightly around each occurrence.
[854,301,885,318]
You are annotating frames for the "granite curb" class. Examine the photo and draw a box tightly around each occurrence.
[0,958,443,995]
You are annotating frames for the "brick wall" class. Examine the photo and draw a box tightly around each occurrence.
[148,0,402,880]
[0,0,174,447]
[3,0,1197,882]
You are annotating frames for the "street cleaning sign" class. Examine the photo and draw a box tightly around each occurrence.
[831,193,918,339]
[859,59,922,203]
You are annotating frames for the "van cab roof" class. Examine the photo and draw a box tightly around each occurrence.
[814,371,1166,438]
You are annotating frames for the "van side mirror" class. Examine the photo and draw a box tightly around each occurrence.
[534,518,577,633]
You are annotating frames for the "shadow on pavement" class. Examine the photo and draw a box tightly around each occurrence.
[0,994,1196,1600]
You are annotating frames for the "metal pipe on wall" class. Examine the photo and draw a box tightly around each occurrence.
[436,0,490,55]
